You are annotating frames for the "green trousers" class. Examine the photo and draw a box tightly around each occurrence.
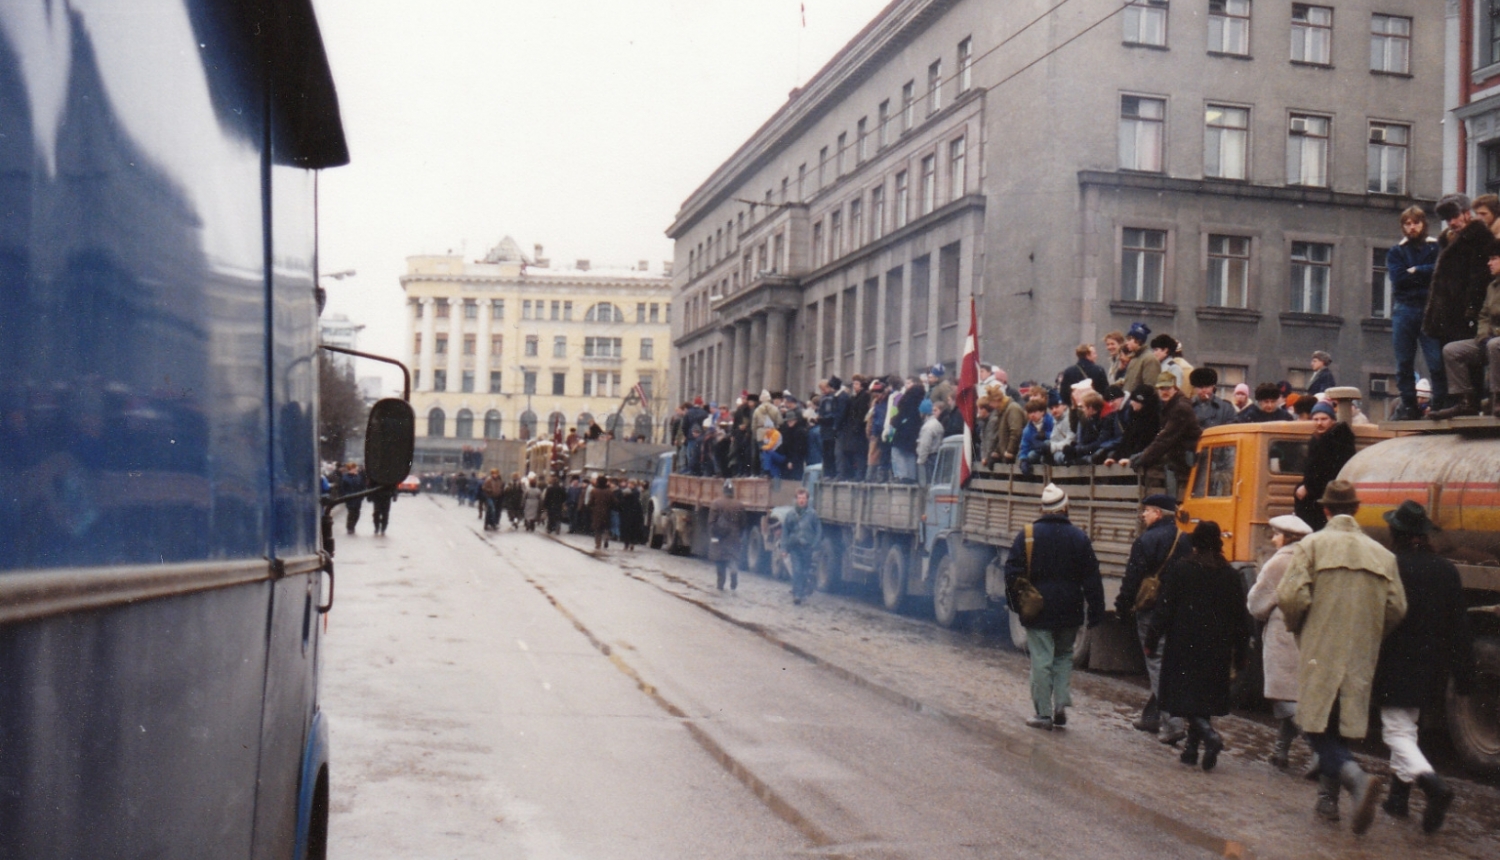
[1026,626,1078,717]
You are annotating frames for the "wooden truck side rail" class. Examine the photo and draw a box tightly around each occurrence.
[815,482,925,533]
[668,475,799,512]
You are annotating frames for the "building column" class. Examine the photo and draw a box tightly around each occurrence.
[747,314,767,395]
[719,326,736,403]
[764,307,788,395]
[733,319,752,396]
[420,297,437,393]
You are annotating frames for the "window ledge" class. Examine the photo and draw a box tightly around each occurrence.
[1110,299,1178,319]
[1195,306,1262,323]
[1290,60,1335,70]
[1472,60,1500,84]
[1370,69,1413,80]
[1360,316,1394,332]
[1279,311,1343,329]
[1123,41,1170,52]
[1206,50,1252,61]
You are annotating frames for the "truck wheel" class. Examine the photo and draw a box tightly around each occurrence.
[647,508,664,549]
[1447,635,1500,776]
[747,528,771,577]
[814,537,840,593]
[879,546,907,612]
[933,556,961,628]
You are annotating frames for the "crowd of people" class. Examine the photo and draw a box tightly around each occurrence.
[439,469,653,551]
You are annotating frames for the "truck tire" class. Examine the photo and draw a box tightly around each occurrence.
[814,537,840,593]
[880,546,907,612]
[647,507,664,549]
[1447,635,1500,776]
[932,555,961,628]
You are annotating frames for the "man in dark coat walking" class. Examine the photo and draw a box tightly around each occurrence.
[1294,402,1357,531]
[1004,483,1105,731]
[338,463,366,535]
[708,480,746,590]
[1374,501,1474,832]
[1424,193,1492,412]
[542,476,567,534]
[1117,494,1192,741]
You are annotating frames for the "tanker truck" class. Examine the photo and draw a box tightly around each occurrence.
[1342,421,1500,776]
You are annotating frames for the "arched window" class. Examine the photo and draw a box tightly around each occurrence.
[484,410,502,439]
[633,413,654,442]
[584,302,624,322]
[576,412,594,433]
[454,408,474,439]
[427,407,446,438]
[519,410,537,440]
[604,412,624,436]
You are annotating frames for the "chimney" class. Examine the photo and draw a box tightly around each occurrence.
[532,243,549,268]
[575,259,590,271]
[638,260,649,272]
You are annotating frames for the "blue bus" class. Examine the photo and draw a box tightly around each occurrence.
[0,3,408,857]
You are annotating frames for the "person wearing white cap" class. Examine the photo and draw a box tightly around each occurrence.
[1247,514,1315,770]
[1003,483,1106,730]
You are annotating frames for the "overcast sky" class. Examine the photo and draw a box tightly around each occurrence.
[313,0,893,390]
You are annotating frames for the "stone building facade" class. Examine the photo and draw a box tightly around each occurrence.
[401,238,671,469]
[668,0,1440,409]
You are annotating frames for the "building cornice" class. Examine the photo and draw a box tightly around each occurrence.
[401,273,671,291]
[1077,171,1432,211]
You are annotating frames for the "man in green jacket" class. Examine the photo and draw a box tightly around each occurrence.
[781,488,822,605]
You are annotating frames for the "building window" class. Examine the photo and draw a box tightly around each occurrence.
[836,132,847,175]
[490,298,504,319]
[636,302,646,322]
[563,301,573,320]
[797,163,806,200]
[584,302,624,322]
[1207,235,1251,308]
[1291,4,1332,65]
[849,198,864,247]
[434,334,448,354]
[1287,114,1330,186]
[462,334,476,356]
[1370,14,1411,74]
[1124,0,1169,47]
[1121,228,1167,302]
[927,60,942,115]
[856,117,868,163]
[490,334,503,355]
[870,185,886,242]
[812,220,825,267]
[553,335,567,358]
[640,338,654,360]
[433,369,447,392]
[552,372,566,396]
[949,136,966,201]
[489,371,502,393]
[525,335,538,357]
[1368,122,1409,194]
[413,300,423,319]
[830,208,844,259]
[484,409,502,438]
[895,171,910,228]
[1119,95,1166,172]
[901,80,915,130]
[523,371,537,395]
[772,234,785,271]
[920,154,937,215]
[550,300,560,320]
[878,100,890,147]
[460,372,474,394]
[413,333,421,354]
[958,37,973,92]
[584,336,623,358]
[463,298,477,319]
[582,372,619,398]
[1204,105,1249,179]
[522,299,533,320]
[413,370,421,390]
[427,407,445,438]
[1208,0,1250,55]
[1371,247,1393,319]
[435,298,449,318]
[818,146,828,187]
[1486,1,1500,68]
[649,303,660,323]
[1290,241,1332,314]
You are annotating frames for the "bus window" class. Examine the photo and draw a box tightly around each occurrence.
[1268,440,1308,475]
[1208,445,1236,497]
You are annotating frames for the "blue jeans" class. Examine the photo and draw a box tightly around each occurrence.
[789,549,814,599]
[1392,301,1446,408]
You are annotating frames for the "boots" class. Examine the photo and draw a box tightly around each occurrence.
[1382,778,1411,819]
[1195,718,1224,772]
[1416,772,1455,833]
[1316,774,1341,821]
[730,569,738,590]
[1134,694,1161,733]
[1270,718,1297,770]
[1179,722,1200,766]
[716,565,726,590]
[1340,761,1381,835]
[1429,391,1481,420]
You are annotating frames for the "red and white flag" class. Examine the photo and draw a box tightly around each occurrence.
[955,298,980,487]
[632,381,650,407]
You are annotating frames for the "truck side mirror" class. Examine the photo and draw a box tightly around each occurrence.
[364,398,415,485]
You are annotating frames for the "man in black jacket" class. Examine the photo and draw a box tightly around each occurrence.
[1294,402,1357,531]
[1117,494,1193,740]
[837,376,870,481]
[1004,483,1105,730]
[1388,207,1445,418]
[1374,501,1473,832]
[1424,194,1492,413]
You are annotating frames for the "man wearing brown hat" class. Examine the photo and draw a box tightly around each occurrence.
[1277,480,1406,833]
[1121,372,1202,498]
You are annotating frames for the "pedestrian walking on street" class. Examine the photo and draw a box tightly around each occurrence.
[708,480,746,590]
[1276,480,1406,833]
[1374,501,1474,833]
[616,480,647,551]
[1117,494,1192,743]
[523,479,542,532]
[1003,483,1106,731]
[542,476,567,534]
[339,462,366,536]
[1145,522,1251,772]
[481,469,504,531]
[781,488,822,604]
[1245,514,1315,770]
[589,475,616,551]
[504,472,525,529]
[369,482,393,536]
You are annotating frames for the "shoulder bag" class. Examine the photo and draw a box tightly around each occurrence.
[1007,524,1046,624]
[1132,530,1182,614]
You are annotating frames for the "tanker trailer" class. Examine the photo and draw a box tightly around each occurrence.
[1343,430,1500,776]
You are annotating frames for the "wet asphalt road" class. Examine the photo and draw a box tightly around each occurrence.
[325,494,1500,859]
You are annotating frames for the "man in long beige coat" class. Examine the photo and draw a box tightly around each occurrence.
[1277,480,1407,834]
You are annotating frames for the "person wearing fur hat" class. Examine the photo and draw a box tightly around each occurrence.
[1004,483,1105,730]
[1120,323,1161,395]
[1433,235,1500,418]
[1235,382,1294,423]
[1294,401,1356,531]
[1150,334,1195,398]
[1189,367,1237,428]
[1424,193,1492,415]
[1247,514,1315,769]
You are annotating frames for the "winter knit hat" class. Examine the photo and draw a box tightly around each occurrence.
[1126,322,1151,343]
[919,399,934,415]
[1234,383,1251,398]
[1311,401,1336,418]
[1040,483,1068,513]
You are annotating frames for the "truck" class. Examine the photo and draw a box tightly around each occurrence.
[649,453,805,564]
[568,439,673,483]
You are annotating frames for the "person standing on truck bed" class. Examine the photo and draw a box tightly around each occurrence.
[838,376,870,482]
[708,481,745,591]
[1189,368,1238,429]
[1433,236,1500,419]
[817,378,847,479]
[1117,493,1193,742]
[782,488,822,604]
[981,385,1026,469]
[1004,483,1106,731]
[1120,323,1161,396]
[1386,206,1444,420]
[1276,480,1406,834]
[1424,194,1492,417]
[1373,501,1474,833]
[1121,374,1202,498]
[1294,402,1357,531]
[1235,382,1294,423]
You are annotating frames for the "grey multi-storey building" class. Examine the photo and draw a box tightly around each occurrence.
[667,0,1440,408]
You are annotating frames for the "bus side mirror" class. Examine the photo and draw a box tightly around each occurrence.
[365,398,415,485]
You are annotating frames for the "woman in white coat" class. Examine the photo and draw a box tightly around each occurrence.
[1246,514,1314,769]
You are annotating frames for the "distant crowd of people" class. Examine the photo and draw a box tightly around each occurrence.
[443,469,651,552]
